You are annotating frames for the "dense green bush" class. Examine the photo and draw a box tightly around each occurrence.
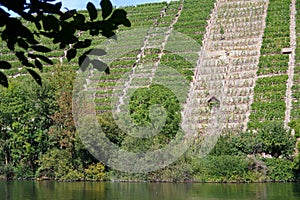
[289,119,300,138]
[191,156,255,182]
[147,156,193,182]
[0,77,56,179]
[210,131,262,156]
[264,158,295,181]
[36,148,77,180]
[211,122,295,158]
[98,113,126,146]
[292,142,300,180]
[62,169,85,181]
[85,163,106,181]
[0,163,14,180]
[259,122,295,158]
[97,84,182,153]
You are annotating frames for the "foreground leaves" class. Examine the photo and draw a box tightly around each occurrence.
[0,0,131,87]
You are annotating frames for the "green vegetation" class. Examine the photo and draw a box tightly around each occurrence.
[109,122,297,182]
[0,0,131,87]
[291,0,300,131]
[0,0,300,183]
[0,68,105,181]
[248,0,290,129]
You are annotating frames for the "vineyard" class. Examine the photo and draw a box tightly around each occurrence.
[0,0,299,140]
[0,0,299,141]
[248,0,291,130]
[1,0,300,181]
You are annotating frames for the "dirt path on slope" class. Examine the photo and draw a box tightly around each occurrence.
[284,0,296,129]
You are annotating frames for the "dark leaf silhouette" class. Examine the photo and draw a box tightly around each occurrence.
[17,38,29,50]
[60,9,77,20]
[29,54,54,65]
[100,0,113,19]
[105,66,110,74]
[31,45,52,53]
[0,71,8,87]
[0,61,12,69]
[88,48,107,56]
[79,55,90,71]
[26,68,42,86]
[24,62,36,68]
[0,0,130,87]
[90,59,109,72]
[34,21,42,30]
[72,13,85,27]
[35,59,43,70]
[87,2,98,21]
[26,37,39,45]
[74,39,92,49]
[66,48,77,62]
[15,51,28,64]
[110,9,131,27]
[42,15,59,31]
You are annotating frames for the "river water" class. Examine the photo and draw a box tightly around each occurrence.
[1,181,300,200]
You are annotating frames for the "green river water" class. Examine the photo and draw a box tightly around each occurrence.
[1,181,300,200]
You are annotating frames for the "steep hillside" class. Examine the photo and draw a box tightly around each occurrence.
[1,0,300,181]
[0,0,298,140]
[248,0,290,130]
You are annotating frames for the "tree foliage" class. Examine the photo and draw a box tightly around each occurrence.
[0,0,131,87]
[0,77,56,178]
[211,122,296,158]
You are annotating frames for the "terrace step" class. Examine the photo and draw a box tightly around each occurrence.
[182,0,269,135]
[114,1,185,112]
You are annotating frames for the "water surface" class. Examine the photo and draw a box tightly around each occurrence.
[1,180,300,200]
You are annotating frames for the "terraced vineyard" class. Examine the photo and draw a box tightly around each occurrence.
[294,0,300,120]
[186,0,269,135]
[1,0,299,137]
[248,0,291,130]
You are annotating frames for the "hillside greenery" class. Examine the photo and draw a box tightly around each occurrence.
[1,0,300,182]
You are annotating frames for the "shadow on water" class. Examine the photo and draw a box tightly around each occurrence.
[0,180,300,200]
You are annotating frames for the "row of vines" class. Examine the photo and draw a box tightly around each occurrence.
[188,0,268,132]
[290,0,300,137]
[94,0,214,153]
[248,0,291,130]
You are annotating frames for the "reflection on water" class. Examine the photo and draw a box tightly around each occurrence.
[0,180,300,200]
